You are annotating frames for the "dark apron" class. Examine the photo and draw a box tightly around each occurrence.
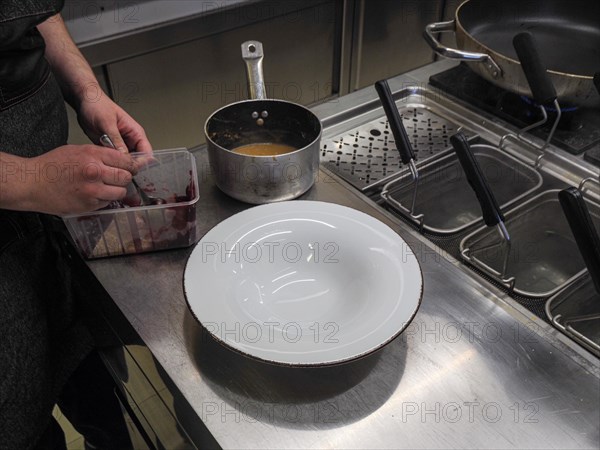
[0,1,95,449]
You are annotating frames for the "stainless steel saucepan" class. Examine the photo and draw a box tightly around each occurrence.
[204,41,322,204]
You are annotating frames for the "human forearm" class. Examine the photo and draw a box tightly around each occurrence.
[0,152,40,212]
[37,14,152,153]
[0,148,136,215]
[37,14,100,111]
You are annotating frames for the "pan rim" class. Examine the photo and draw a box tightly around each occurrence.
[204,98,323,158]
[455,0,595,80]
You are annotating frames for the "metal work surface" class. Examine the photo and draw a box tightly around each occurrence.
[87,62,600,449]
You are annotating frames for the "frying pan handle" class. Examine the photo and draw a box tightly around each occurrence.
[513,32,557,106]
[241,41,267,100]
[558,188,600,294]
[423,20,502,79]
[451,132,505,227]
[594,72,600,95]
[375,80,415,164]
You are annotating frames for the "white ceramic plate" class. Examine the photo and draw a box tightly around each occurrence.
[184,201,423,366]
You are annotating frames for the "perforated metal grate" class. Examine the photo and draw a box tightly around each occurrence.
[322,107,474,191]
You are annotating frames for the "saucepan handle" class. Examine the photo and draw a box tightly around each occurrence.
[558,187,600,294]
[241,41,267,100]
[513,32,557,106]
[423,20,501,78]
[451,132,505,227]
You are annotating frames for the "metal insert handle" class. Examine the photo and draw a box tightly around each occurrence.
[500,32,562,154]
[453,132,511,280]
[242,41,266,100]
[375,80,415,164]
[423,20,501,78]
[451,133,505,228]
[375,79,420,216]
[558,188,600,294]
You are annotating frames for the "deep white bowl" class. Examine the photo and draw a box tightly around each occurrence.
[184,201,423,366]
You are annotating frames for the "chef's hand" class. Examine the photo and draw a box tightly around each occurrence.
[26,144,138,215]
[77,93,153,154]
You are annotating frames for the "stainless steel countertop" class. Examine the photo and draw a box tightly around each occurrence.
[87,61,600,449]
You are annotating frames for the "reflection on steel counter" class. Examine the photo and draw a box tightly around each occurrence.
[83,61,600,450]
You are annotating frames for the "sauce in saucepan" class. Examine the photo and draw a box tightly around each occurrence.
[233,143,296,156]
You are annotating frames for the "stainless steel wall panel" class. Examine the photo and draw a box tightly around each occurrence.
[439,0,462,50]
[350,0,443,90]
[106,2,336,149]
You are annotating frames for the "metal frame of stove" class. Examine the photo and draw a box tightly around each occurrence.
[459,178,600,298]
[544,177,600,356]
[546,272,600,358]
[323,85,598,191]
[322,83,600,297]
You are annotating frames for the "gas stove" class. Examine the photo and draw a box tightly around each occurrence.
[321,61,600,356]
[429,64,600,158]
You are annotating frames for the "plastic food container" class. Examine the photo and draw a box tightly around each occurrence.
[63,148,199,259]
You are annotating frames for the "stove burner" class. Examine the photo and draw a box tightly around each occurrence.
[430,64,600,155]
[519,95,579,113]
[518,96,585,133]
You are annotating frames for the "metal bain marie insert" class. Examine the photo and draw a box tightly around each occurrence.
[546,274,600,357]
[321,100,474,192]
[460,189,600,298]
[382,141,543,235]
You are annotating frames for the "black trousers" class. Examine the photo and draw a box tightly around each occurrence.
[35,350,132,450]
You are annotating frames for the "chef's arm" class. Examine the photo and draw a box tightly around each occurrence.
[37,14,99,112]
[0,152,43,212]
[37,14,152,153]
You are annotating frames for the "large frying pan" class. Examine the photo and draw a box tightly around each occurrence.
[424,0,600,107]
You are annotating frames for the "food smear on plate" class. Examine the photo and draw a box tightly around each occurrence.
[233,143,296,156]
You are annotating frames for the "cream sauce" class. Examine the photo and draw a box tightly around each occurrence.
[233,143,296,156]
